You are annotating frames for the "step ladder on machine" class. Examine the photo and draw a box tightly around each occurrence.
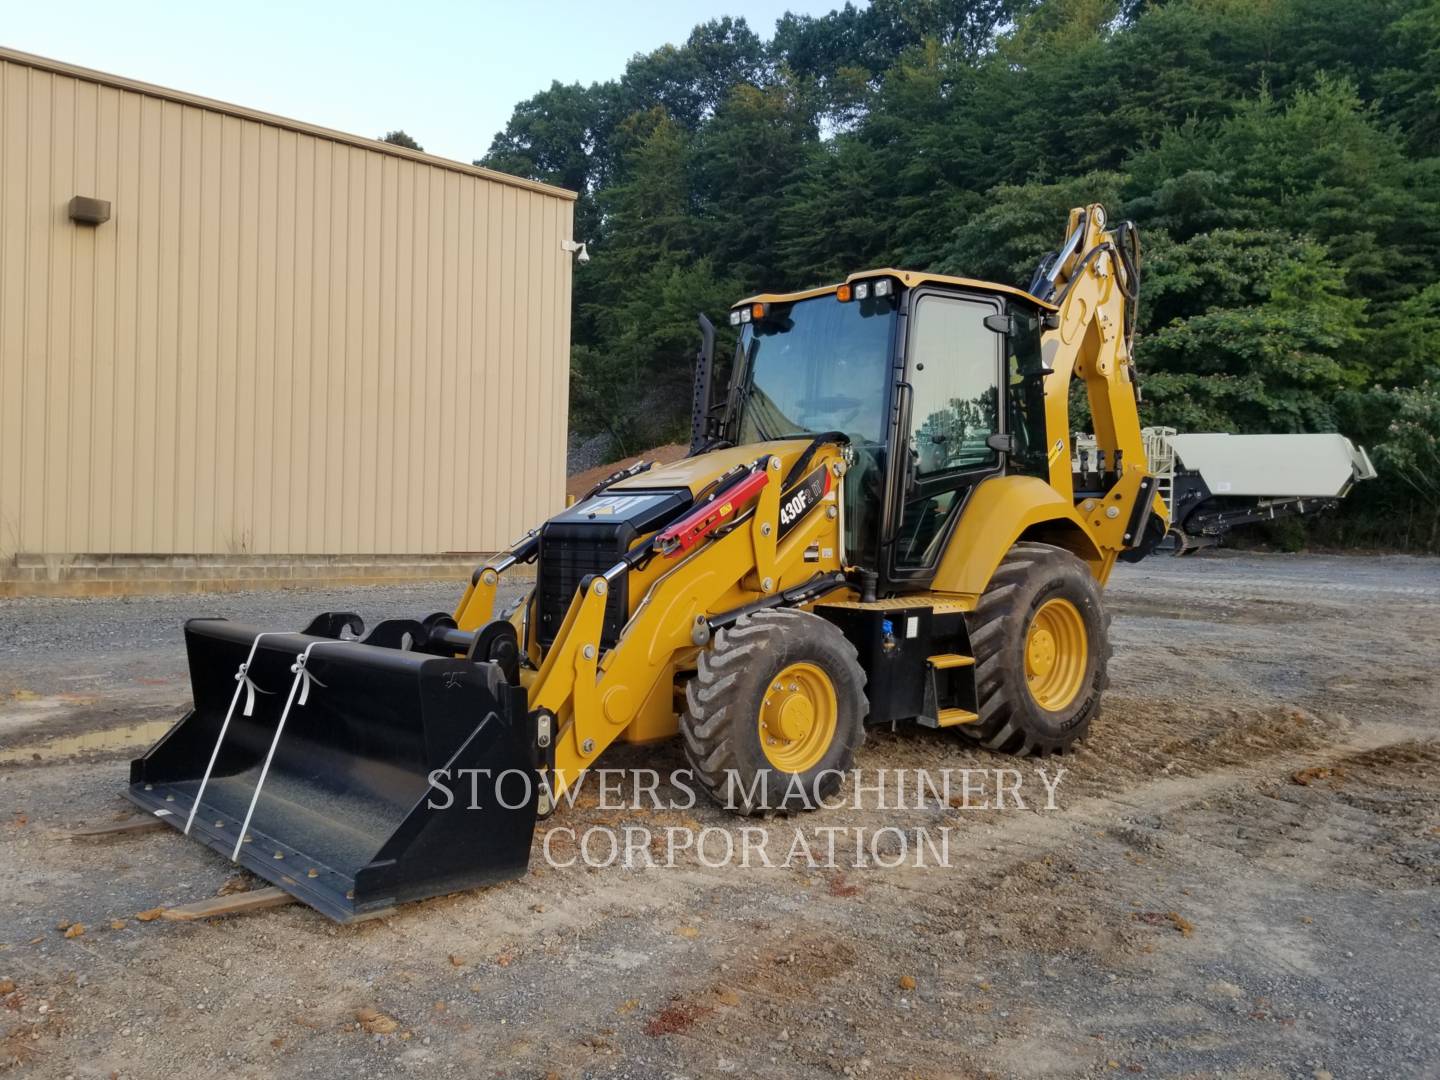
[917,652,979,728]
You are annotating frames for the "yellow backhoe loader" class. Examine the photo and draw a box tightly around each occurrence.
[130,204,1163,921]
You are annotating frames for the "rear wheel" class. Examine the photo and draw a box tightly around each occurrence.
[681,609,867,815]
[960,542,1110,756]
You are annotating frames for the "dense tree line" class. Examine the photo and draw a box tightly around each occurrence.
[480,0,1440,550]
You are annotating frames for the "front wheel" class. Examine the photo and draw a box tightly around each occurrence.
[960,542,1110,756]
[680,609,868,815]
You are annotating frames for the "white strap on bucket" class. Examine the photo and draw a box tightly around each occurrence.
[230,640,351,862]
[295,660,327,705]
[238,661,273,717]
[184,632,277,837]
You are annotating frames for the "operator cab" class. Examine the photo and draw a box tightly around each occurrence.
[718,270,1055,592]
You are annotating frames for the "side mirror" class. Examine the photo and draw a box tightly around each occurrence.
[986,433,1016,455]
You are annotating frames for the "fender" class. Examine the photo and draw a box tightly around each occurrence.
[931,475,1104,598]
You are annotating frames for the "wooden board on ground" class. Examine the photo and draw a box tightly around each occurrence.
[64,815,169,839]
[160,887,297,921]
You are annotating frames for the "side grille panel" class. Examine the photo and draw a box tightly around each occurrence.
[536,538,628,648]
[532,487,692,652]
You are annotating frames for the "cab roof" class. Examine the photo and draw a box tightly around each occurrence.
[735,267,1058,311]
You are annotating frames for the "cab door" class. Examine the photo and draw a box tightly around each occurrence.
[888,290,1005,584]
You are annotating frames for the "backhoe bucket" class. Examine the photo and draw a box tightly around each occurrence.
[128,615,540,922]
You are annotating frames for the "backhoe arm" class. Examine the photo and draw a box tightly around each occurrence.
[1031,205,1145,499]
[1032,204,1165,572]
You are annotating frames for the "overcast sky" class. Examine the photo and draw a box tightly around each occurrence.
[3,0,844,165]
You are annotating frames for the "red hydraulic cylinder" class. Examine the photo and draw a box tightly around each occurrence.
[655,469,770,557]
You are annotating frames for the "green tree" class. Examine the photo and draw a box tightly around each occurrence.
[692,80,818,284]
[621,17,768,129]
[1370,283,1440,385]
[480,80,623,241]
[1127,75,1440,306]
[935,172,1127,285]
[379,130,423,151]
[1139,244,1367,432]
[776,137,890,285]
[571,261,741,454]
[594,112,697,278]
[1372,383,1440,548]
[1380,0,1440,153]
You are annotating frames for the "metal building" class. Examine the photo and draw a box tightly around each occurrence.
[0,47,575,592]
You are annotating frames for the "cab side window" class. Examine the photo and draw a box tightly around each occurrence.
[896,295,1002,568]
[907,296,1001,477]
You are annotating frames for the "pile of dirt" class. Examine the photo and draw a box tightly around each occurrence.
[566,443,688,499]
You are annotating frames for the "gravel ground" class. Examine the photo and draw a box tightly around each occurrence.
[1,551,1438,1078]
[0,582,505,748]
[568,432,615,476]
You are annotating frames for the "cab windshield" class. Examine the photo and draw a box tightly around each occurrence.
[730,291,897,569]
[732,293,896,446]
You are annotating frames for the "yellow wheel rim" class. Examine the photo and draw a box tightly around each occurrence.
[1025,597,1089,712]
[758,661,838,773]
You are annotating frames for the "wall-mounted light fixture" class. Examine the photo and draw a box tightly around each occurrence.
[68,196,111,226]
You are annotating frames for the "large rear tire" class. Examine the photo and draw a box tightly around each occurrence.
[960,542,1110,756]
[681,609,868,815]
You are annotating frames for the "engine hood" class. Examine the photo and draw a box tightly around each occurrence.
[610,439,818,496]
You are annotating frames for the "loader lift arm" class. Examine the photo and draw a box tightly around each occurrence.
[524,450,848,806]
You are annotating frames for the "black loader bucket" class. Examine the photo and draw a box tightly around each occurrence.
[128,613,540,922]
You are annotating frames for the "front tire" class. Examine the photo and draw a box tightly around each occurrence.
[680,609,868,815]
[960,542,1110,756]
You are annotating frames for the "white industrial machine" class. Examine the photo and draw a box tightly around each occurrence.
[1076,428,1375,554]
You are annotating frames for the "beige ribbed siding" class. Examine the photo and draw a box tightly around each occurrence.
[0,48,574,558]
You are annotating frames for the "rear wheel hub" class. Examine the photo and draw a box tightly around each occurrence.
[1025,597,1088,712]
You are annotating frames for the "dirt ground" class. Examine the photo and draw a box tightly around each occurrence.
[1,551,1438,1079]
